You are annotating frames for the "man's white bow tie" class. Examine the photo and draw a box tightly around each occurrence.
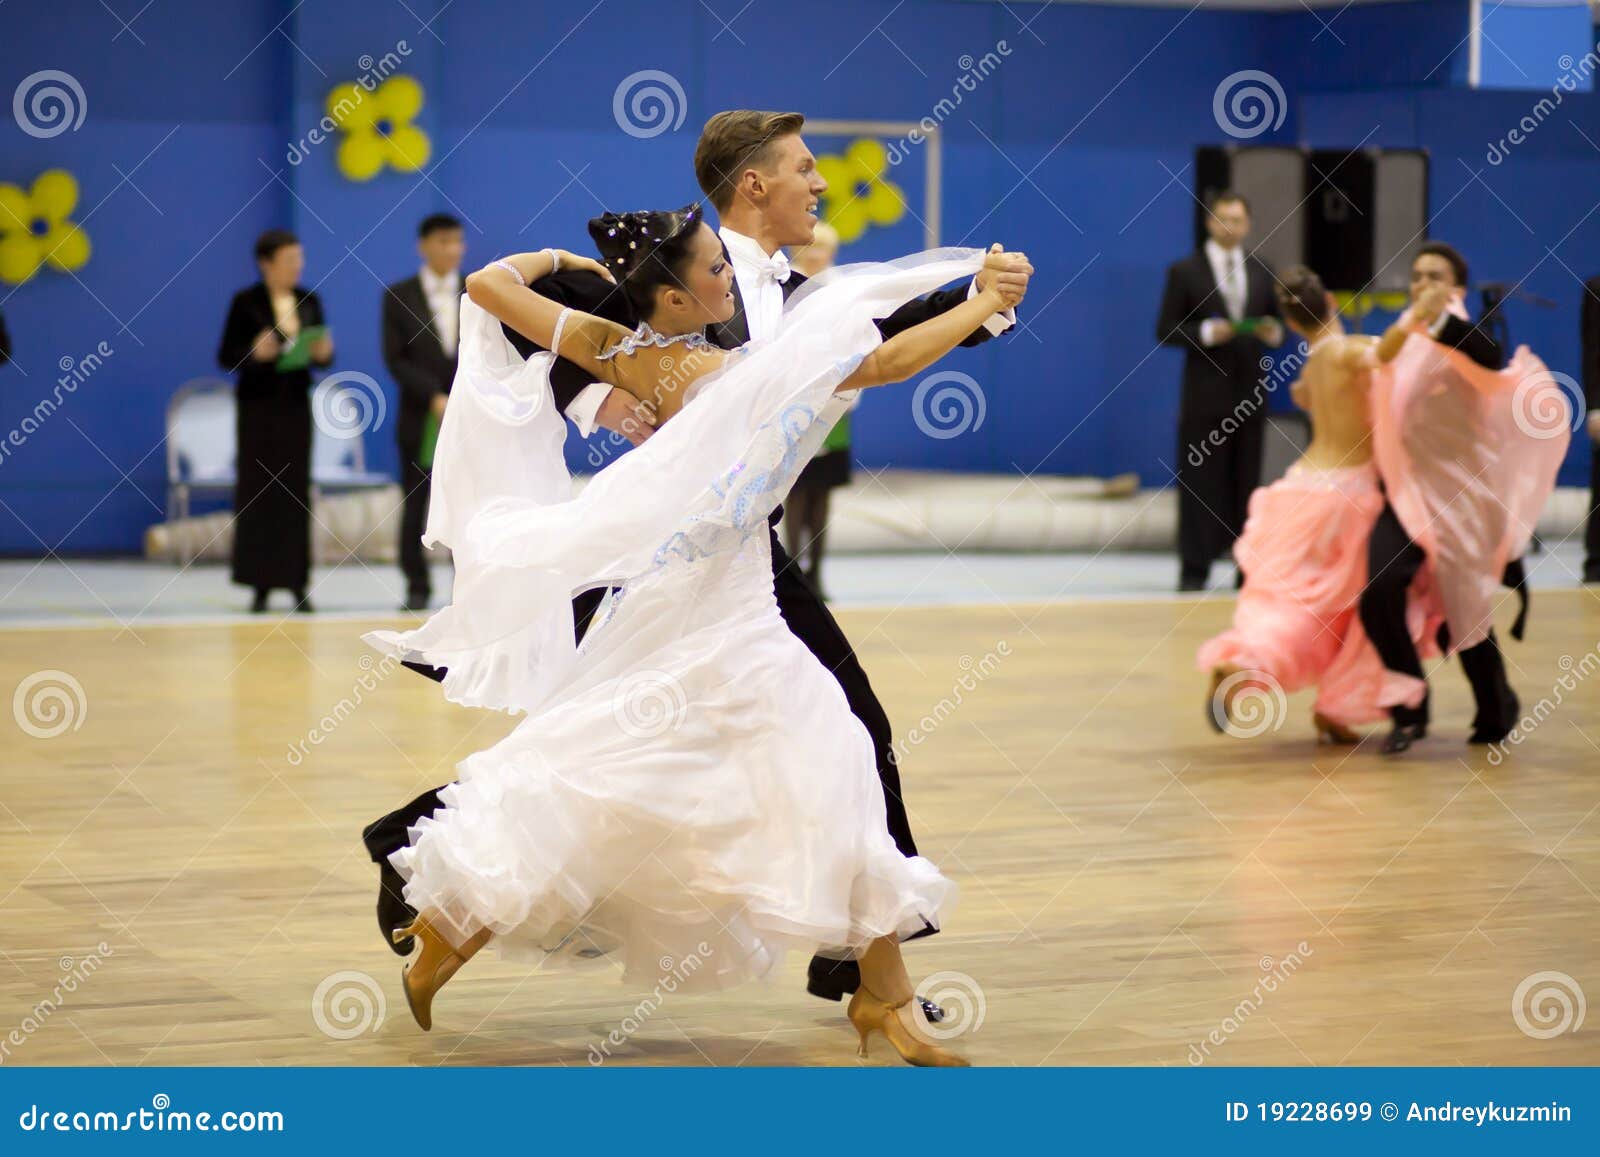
[754,251,791,285]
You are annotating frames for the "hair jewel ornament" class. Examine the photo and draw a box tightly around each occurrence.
[589,204,701,278]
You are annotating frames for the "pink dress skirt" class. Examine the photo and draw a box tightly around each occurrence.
[1197,462,1431,728]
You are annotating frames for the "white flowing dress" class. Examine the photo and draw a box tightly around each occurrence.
[365,249,982,990]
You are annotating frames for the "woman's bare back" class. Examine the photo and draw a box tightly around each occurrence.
[1295,334,1375,470]
[590,325,734,426]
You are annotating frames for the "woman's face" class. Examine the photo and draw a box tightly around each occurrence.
[259,243,304,291]
[668,222,736,325]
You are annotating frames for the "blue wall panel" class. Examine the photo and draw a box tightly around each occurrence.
[0,0,1593,552]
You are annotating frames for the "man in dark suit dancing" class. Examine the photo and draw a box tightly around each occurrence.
[383,214,466,612]
[1156,191,1285,591]
[1360,242,1518,755]
[361,110,1030,1015]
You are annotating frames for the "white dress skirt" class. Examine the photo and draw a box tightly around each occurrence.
[365,249,983,991]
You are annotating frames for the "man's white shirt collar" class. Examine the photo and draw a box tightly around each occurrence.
[420,265,459,296]
[719,227,777,268]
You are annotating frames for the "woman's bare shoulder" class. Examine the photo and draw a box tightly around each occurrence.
[611,340,733,423]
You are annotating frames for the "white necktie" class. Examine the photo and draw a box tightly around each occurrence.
[754,250,791,286]
[1227,252,1245,319]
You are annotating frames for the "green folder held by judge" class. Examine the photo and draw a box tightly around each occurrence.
[273,325,328,372]
[419,408,441,470]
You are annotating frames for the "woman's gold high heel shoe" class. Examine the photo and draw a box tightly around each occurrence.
[391,914,491,1031]
[847,987,970,1067]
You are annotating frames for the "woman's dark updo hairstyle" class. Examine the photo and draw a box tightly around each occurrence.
[1274,264,1331,330]
[588,204,706,319]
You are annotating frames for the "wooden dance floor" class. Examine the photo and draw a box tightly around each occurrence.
[4,590,1598,1067]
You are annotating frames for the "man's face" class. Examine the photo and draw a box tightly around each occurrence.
[749,133,826,248]
[1204,199,1251,249]
[1409,253,1460,305]
[419,228,465,275]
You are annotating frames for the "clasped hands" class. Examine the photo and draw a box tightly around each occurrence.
[975,244,1032,311]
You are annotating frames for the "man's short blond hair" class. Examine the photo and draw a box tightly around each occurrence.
[694,110,806,213]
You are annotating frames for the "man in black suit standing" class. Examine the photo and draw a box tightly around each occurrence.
[1157,191,1285,591]
[383,214,465,612]
[1581,275,1600,584]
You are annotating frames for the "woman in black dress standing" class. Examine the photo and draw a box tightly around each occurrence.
[217,230,334,613]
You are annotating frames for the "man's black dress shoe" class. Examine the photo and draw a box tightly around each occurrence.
[805,955,946,1023]
[1380,722,1427,756]
[378,862,418,956]
[1469,691,1520,745]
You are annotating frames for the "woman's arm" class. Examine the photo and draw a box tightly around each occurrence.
[464,250,632,385]
[841,280,1018,390]
[1375,311,1415,364]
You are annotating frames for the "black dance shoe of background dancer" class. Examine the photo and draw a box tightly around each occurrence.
[1380,722,1427,756]
[1468,691,1520,745]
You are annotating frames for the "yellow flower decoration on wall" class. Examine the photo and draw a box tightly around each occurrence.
[0,169,91,285]
[330,75,431,182]
[815,138,906,244]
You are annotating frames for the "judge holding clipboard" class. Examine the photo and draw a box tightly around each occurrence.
[217,229,334,613]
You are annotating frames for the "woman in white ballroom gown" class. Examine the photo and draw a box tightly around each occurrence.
[365,205,1026,1065]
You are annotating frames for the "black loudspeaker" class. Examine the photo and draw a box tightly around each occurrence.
[1195,146,1429,293]
[1305,149,1376,290]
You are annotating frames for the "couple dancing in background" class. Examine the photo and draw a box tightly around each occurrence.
[1202,244,1568,754]
[360,109,1032,1065]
